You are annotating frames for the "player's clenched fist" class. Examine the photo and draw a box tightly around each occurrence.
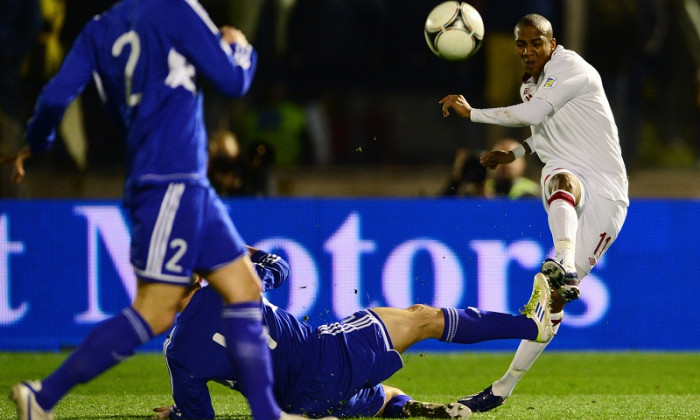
[479,149,515,170]
[220,26,248,46]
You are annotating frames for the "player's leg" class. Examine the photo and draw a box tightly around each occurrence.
[372,273,553,355]
[369,305,442,353]
[204,256,284,420]
[196,187,289,420]
[10,280,182,420]
[460,169,583,412]
[541,169,583,300]
[462,191,627,412]
[373,304,540,353]
[10,184,195,420]
[459,315,564,412]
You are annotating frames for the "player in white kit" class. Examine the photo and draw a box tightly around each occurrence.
[439,13,629,411]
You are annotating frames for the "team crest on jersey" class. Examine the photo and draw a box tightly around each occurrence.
[543,77,557,88]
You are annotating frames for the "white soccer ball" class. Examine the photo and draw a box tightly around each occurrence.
[424,1,484,61]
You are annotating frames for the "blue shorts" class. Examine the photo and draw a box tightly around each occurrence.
[128,183,246,285]
[279,310,404,418]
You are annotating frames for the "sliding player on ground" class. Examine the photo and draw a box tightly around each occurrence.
[153,248,555,419]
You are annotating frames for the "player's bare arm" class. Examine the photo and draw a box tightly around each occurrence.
[439,94,472,119]
[0,145,31,185]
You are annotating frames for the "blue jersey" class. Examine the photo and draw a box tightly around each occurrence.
[25,0,257,193]
[164,252,403,419]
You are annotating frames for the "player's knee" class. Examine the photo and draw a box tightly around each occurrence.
[548,173,579,194]
[407,303,436,315]
[382,384,406,401]
[547,173,581,205]
[407,304,443,334]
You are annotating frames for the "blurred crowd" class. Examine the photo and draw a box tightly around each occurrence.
[1,0,698,198]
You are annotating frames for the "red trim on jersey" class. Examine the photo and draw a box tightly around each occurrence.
[548,190,575,207]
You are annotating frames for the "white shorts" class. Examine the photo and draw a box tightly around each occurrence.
[541,167,628,279]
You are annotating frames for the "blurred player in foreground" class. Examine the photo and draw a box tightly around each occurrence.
[439,13,628,411]
[3,1,304,419]
[153,247,555,419]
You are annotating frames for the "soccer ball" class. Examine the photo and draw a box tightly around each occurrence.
[424,1,484,61]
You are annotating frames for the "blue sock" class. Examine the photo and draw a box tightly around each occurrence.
[382,394,412,418]
[440,307,537,343]
[36,307,153,410]
[222,301,280,420]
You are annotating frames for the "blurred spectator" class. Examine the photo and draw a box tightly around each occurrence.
[633,0,697,167]
[20,0,122,172]
[60,0,123,169]
[208,130,273,197]
[440,139,539,199]
[440,148,487,197]
[22,0,66,126]
[0,0,41,196]
[580,0,698,168]
[208,130,247,196]
[483,138,540,199]
[582,0,640,165]
[239,80,310,167]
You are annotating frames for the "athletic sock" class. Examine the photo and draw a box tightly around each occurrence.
[491,311,563,398]
[439,307,538,344]
[382,394,412,418]
[221,301,280,420]
[36,306,153,410]
[547,191,578,268]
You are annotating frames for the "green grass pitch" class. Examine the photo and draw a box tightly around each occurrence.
[2,351,699,419]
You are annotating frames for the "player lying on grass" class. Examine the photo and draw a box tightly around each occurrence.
[152,247,555,419]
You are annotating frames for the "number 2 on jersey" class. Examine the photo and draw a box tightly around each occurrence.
[112,30,142,107]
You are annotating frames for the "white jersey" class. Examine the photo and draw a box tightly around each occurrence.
[471,45,629,205]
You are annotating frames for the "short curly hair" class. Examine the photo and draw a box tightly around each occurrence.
[514,14,554,40]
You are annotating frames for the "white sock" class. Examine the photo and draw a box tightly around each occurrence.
[491,312,563,397]
[547,194,578,268]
